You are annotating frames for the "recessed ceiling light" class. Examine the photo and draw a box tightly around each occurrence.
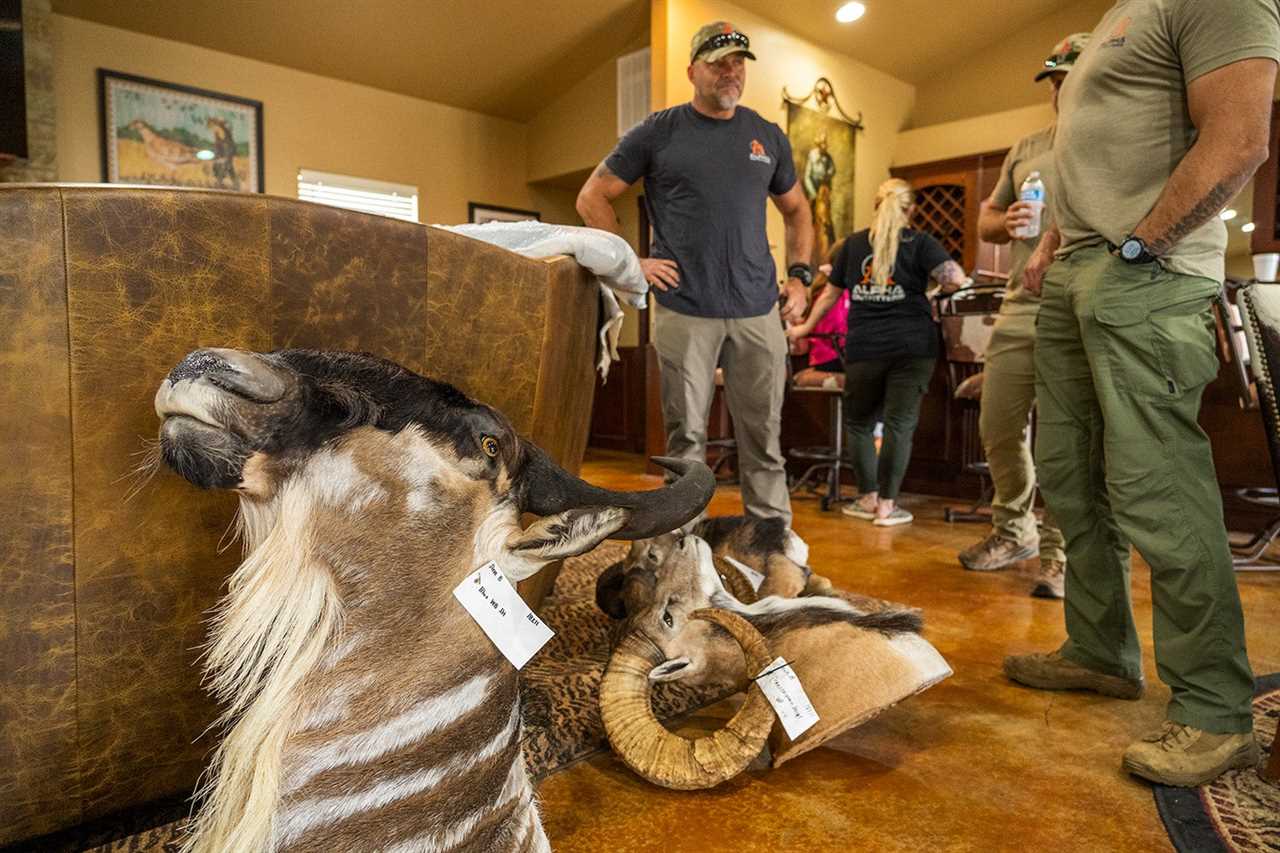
[836,2,866,23]
[1221,208,1238,221]
[1243,222,1256,233]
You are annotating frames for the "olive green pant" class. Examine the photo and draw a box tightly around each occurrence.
[842,356,936,501]
[1034,246,1253,733]
[980,308,1066,562]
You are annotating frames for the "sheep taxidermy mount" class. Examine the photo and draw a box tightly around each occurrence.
[154,347,715,853]
[596,521,952,785]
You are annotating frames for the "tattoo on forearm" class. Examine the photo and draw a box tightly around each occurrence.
[931,260,966,284]
[1147,172,1247,256]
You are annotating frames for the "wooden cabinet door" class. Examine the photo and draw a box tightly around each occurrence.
[891,150,1008,275]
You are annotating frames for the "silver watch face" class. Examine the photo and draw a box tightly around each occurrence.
[1121,239,1142,260]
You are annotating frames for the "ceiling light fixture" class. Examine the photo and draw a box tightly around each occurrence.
[1243,222,1256,233]
[1221,208,1238,221]
[836,2,867,23]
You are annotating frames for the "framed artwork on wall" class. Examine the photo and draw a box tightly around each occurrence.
[783,77,863,270]
[98,69,264,192]
[468,202,540,224]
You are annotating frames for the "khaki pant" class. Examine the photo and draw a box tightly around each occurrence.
[980,308,1066,562]
[1035,246,1253,733]
[654,303,791,526]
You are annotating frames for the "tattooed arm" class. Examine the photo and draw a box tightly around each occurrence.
[1131,58,1276,257]
[576,160,632,235]
[930,259,968,294]
[576,160,681,291]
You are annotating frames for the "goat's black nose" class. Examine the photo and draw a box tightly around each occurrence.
[167,350,233,384]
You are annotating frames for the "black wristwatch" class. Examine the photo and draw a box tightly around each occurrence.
[1114,235,1157,265]
[786,263,813,286]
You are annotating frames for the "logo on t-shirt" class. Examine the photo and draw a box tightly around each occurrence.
[749,139,772,165]
[1102,16,1130,48]
[852,255,905,302]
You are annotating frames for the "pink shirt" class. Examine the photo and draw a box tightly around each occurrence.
[809,287,850,367]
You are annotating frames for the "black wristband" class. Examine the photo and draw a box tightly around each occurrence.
[787,263,813,286]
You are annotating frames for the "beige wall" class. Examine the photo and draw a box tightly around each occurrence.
[527,59,618,185]
[658,0,917,267]
[53,14,542,226]
[908,0,1114,129]
[894,103,1055,167]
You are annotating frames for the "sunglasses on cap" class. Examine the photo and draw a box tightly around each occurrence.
[694,30,750,60]
[1044,47,1082,71]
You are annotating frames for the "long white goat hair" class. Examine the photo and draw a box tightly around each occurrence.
[182,486,344,853]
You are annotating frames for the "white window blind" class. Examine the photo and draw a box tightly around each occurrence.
[617,47,651,138]
[297,169,420,222]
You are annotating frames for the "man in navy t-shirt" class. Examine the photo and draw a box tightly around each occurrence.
[576,21,814,526]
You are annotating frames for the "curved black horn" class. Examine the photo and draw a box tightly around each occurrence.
[518,444,714,539]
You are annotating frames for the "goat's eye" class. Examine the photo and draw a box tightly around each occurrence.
[480,435,499,458]
[662,610,674,629]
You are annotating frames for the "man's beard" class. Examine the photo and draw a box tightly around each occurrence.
[714,90,740,110]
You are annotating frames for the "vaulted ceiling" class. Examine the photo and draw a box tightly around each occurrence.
[53,0,1071,120]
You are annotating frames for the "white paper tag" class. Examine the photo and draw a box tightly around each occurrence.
[755,656,819,740]
[453,561,554,670]
[722,554,766,593]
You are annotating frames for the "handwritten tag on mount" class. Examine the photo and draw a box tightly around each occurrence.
[453,561,554,669]
[755,656,819,740]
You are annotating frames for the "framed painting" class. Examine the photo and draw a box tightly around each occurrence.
[99,69,264,192]
[783,77,862,269]
[468,202,540,224]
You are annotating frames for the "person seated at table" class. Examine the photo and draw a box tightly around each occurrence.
[791,269,850,389]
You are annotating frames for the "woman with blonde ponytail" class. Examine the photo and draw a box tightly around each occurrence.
[788,178,968,525]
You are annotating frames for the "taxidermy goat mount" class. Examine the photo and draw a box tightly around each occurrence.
[154,347,714,853]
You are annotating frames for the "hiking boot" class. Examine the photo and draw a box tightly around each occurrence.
[1030,559,1066,599]
[1003,649,1144,699]
[1122,722,1260,787]
[959,533,1037,571]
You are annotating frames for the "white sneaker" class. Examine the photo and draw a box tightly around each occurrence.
[841,502,876,520]
[873,508,914,527]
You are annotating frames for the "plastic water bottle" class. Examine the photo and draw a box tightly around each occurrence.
[1015,171,1045,240]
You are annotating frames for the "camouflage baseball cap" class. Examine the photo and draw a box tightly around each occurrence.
[1035,32,1090,81]
[689,21,757,63]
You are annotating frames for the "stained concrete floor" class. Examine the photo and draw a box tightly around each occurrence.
[535,450,1280,853]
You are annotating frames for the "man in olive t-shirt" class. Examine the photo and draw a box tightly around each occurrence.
[1005,0,1280,788]
[956,35,1087,597]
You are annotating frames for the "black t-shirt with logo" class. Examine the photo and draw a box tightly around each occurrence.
[605,104,797,319]
[829,227,951,361]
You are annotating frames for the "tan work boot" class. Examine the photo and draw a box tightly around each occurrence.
[1030,559,1065,599]
[1003,649,1144,699]
[1122,722,1260,787]
[959,532,1037,571]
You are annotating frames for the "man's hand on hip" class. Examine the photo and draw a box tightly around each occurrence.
[780,278,808,323]
[1022,245,1053,296]
[641,258,680,292]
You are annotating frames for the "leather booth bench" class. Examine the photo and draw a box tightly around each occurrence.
[0,185,599,846]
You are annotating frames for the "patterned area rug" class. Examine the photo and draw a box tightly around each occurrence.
[1155,674,1280,853]
[14,542,732,853]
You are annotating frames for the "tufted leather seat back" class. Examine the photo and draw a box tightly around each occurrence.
[0,185,598,845]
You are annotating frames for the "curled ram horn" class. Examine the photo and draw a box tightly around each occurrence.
[599,608,776,790]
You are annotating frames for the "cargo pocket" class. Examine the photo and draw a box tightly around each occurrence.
[1149,299,1219,395]
[1094,290,1216,400]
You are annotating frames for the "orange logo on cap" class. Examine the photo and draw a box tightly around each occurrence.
[722,23,734,34]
